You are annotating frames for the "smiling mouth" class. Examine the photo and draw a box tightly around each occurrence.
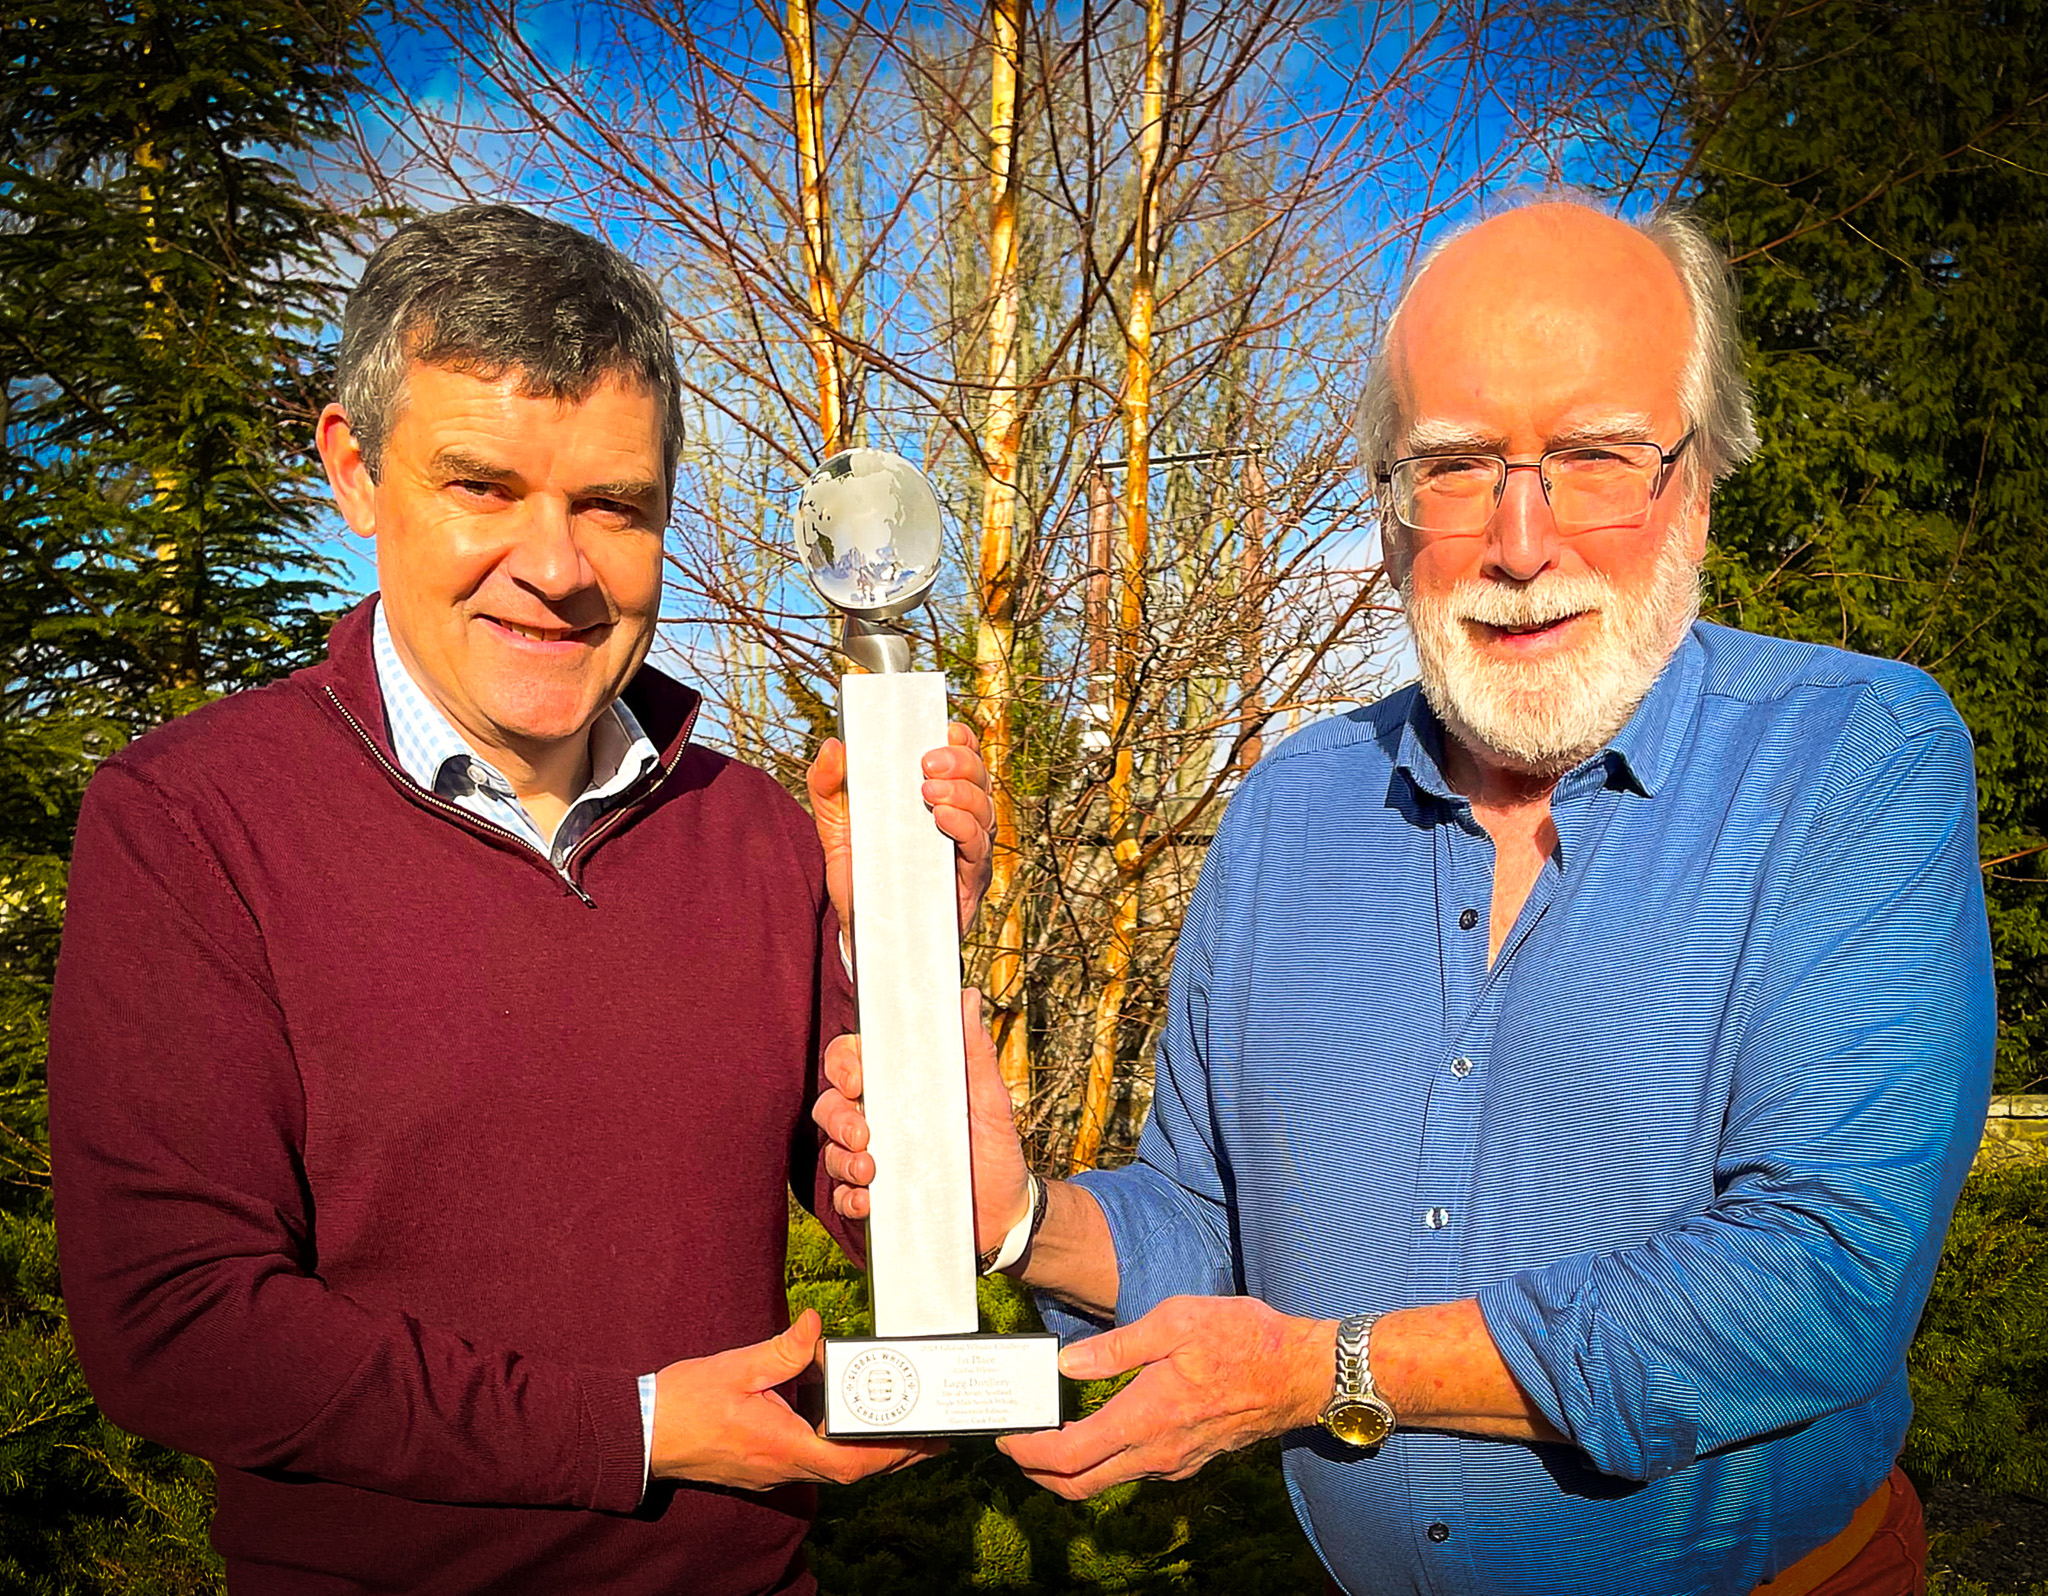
[1472,612,1591,641]
[485,616,608,644]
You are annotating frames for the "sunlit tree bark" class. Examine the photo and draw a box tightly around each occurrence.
[978,0,1030,1103]
[1073,0,1167,1172]
[779,0,847,456]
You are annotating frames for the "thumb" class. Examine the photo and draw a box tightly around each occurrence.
[751,1309,824,1390]
[961,989,1012,1120]
[1056,1322,1143,1382]
[807,738,848,813]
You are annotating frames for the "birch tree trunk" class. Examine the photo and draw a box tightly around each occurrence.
[977,0,1030,1103]
[136,121,201,691]
[781,0,845,457]
[1073,0,1168,1172]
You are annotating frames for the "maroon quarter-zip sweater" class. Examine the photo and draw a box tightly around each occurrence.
[48,599,857,1593]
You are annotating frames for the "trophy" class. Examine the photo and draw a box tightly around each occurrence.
[795,447,1061,1438]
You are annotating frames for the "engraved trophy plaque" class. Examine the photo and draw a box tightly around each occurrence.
[796,447,1061,1437]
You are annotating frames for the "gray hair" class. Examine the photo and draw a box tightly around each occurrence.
[1640,208,1761,490]
[1359,196,1758,560]
[336,204,685,488]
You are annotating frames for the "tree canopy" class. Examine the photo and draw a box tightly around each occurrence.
[0,0,362,1580]
[1692,0,2048,1093]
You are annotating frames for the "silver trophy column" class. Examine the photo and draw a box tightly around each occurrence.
[795,448,1059,1437]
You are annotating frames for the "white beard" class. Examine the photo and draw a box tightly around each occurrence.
[1402,531,1702,778]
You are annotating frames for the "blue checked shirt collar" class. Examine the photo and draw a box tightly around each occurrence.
[1392,624,1707,811]
[371,600,660,860]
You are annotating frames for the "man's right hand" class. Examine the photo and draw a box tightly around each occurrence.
[814,988,1032,1256]
[650,1310,939,1488]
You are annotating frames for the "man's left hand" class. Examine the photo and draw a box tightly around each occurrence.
[997,1296,1335,1499]
[808,722,993,937]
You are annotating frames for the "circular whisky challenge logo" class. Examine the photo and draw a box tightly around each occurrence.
[841,1347,920,1427]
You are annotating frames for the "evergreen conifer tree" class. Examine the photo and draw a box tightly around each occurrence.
[1690,0,2048,1094]
[0,1,363,1582]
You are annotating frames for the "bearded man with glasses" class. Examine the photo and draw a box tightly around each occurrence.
[817,198,1993,1596]
[1381,428,1706,797]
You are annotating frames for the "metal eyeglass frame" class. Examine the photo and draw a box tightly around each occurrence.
[1375,429,1696,532]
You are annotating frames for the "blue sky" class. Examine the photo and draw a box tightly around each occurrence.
[307,1,1689,718]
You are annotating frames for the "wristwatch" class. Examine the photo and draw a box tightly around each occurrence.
[1318,1312,1396,1448]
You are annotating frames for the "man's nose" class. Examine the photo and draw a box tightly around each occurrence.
[1484,464,1561,583]
[506,498,596,599]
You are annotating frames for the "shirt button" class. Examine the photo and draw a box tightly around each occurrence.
[1428,1522,1451,1544]
[1451,1057,1473,1078]
[1425,1206,1450,1230]
[1458,907,1478,930]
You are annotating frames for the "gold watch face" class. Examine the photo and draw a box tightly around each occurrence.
[1320,1398,1394,1449]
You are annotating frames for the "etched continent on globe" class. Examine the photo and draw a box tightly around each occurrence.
[795,448,944,617]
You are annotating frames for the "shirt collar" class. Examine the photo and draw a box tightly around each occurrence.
[1393,623,1707,806]
[1603,624,1705,799]
[370,600,659,802]
[584,694,659,804]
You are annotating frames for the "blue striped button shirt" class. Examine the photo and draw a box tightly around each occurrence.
[1049,621,1994,1596]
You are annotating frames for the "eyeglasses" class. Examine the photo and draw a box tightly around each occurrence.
[1377,431,1695,536]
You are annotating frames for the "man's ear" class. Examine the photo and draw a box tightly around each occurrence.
[316,404,376,539]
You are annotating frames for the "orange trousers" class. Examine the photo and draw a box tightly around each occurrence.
[1755,1467,1926,1596]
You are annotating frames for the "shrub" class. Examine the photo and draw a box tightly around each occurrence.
[1905,1162,2048,1497]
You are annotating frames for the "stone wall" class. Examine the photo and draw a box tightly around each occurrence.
[1975,1096,2048,1170]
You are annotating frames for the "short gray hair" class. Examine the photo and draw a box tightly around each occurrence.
[1359,196,1758,553]
[337,204,685,488]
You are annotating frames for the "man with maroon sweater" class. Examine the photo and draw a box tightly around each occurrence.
[46,205,991,1592]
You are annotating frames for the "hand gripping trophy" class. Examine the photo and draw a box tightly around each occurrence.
[794,448,1061,1438]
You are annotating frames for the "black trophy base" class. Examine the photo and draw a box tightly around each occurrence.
[822,1332,1062,1438]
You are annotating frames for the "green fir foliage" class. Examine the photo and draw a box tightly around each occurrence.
[0,0,361,1583]
[1930,1578,2048,1596]
[1904,1161,2048,1497]
[1690,0,2048,1092]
